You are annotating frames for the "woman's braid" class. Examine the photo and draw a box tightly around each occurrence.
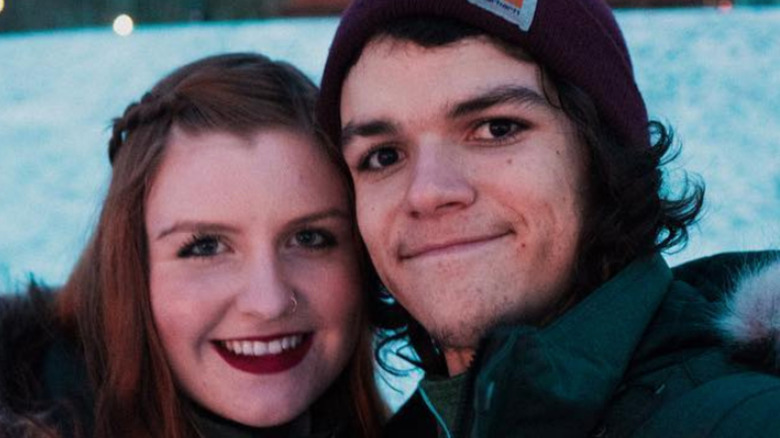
[108,92,176,164]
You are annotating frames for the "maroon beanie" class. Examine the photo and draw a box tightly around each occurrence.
[317,0,649,150]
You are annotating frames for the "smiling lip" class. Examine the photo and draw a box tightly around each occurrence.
[214,332,312,375]
[400,231,513,260]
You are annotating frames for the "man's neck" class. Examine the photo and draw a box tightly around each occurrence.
[444,348,476,376]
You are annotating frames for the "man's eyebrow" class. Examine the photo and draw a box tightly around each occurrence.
[448,85,551,119]
[341,119,399,150]
[156,222,239,241]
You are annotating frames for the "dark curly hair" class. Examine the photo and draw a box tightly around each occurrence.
[350,17,705,375]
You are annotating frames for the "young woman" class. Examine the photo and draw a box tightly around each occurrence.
[0,53,385,438]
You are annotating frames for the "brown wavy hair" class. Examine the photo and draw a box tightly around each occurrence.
[54,53,386,437]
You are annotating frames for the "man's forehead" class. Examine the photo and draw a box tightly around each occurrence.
[341,36,556,133]
[345,36,544,101]
[345,35,540,97]
[358,32,533,63]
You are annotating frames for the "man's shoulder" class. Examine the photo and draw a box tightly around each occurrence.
[632,371,780,438]
[383,390,437,438]
[604,250,780,437]
[603,347,780,438]
[669,250,780,370]
[635,250,780,369]
[670,250,779,302]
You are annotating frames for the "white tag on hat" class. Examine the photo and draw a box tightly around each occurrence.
[467,0,538,32]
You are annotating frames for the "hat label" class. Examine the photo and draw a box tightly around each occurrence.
[467,0,538,31]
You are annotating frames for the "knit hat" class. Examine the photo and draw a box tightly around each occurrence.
[317,0,649,150]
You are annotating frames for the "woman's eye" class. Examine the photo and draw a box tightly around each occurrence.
[359,146,402,171]
[291,229,336,250]
[472,118,526,141]
[177,235,225,258]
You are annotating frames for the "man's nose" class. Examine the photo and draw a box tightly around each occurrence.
[404,144,476,218]
[233,254,295,320]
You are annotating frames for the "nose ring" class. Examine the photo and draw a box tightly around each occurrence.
[289,292,298,314]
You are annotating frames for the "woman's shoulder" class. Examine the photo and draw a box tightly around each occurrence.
[0,286,57,430]
[0,286,91,437]
[0,286,58,399]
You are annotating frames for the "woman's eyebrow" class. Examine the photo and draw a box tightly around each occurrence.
[287,208,351,228]
[154,210,350,242]
[155,222,239,241]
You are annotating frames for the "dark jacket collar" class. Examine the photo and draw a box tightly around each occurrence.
[470,254,672,436]
[414,254,672,437]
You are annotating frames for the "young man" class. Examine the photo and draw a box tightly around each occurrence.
[316,0,780,436]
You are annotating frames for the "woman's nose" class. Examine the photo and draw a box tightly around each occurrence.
[233,255,296,320]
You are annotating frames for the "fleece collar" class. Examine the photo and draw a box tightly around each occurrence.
[717,258,780,371]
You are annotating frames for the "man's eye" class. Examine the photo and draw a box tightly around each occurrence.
[472,118,526,141]
[358,147,402,171]
[177,235,225,258]
[291,229,336,250]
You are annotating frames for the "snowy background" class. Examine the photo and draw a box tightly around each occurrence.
[1,7,779,408]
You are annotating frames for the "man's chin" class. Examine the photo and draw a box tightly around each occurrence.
[426,320,491,351]
[420,305,532,351]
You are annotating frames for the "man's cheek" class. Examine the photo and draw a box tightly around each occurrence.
[356,201,381,239]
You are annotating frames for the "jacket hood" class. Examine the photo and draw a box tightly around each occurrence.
[717,258,780,370]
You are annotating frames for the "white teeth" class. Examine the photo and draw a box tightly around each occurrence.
[221,334,303,357]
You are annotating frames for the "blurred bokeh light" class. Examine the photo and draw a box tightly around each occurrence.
[112,13,133,36]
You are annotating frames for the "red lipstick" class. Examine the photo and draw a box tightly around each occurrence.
[214,333,312,374]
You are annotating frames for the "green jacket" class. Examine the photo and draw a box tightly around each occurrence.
[386,252,780,437]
